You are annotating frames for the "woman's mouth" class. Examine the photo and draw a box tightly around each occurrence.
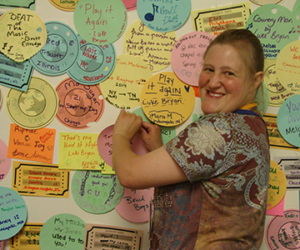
[207,90,224,97]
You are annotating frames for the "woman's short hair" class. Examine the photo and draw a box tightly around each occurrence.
[204,29,265,76]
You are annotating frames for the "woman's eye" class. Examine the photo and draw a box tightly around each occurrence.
[225,71,234,76]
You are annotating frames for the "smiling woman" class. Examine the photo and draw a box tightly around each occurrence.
[112,29,270,249]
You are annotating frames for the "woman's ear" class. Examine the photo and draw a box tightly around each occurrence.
[253,71,264,89]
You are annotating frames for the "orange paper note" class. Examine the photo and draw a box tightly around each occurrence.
[7,124,56,164]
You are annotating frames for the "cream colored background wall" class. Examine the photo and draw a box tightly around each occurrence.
[0,0,298,249]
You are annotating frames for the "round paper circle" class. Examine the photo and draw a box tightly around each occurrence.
[71,171,124,214]
[74,0,127,46]
[266,210,300,250]
[0,187,27,240]
[0,139,11,182]
[264,62,293,106]
[49,0,79,11]
[115,188,153,223]
[276,40,300,95]
[267,160,287,210]
[100,55,152,109]
[30,21,79,76]
[250,0,284,6]
[39,213,85,250]
[6,76,58,129]
[123,20,177,72]
[171,31,214,86]
[277,94,300,147]
[246,4,298,59]
[0,8,47,62]
[122,0,137,10]
[132,107,176,144]
[137,0,191,32]
[56,78,105,129]
[141,72,195,127]
[97,124,148,167]
[68,36,116,85]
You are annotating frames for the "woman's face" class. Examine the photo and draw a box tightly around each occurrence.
[199,44,258,115]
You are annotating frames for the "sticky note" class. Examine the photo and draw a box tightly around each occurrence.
[141,72,195,126]
[7,124,56,164]
[0,8,46,62]
[0,187,27,241]
[71,170,124,213]
[39,213,85,250]
[74,0,127,46]
[123,20,177,72]
[137,0,191,32]
[100,55,152,109]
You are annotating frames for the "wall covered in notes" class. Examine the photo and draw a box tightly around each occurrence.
[0,0,300,249]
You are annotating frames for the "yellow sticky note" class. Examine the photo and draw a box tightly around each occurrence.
[267,160,287,210]
[100,55,152,109]
[59,132,105,170]
[123,20,177,72]
[141,72,195,127]
[0,8,47,62]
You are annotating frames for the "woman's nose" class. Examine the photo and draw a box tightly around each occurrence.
[207,73,222,88]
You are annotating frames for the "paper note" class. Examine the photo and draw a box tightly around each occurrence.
[274,156,300,189]
[124,20,177,72]
[11,161,69,198]
[266,197,284,216]
[97,124,148,168]
[83,223,143,249]
[71,170,124,213]
[266,210,300,249]
[0,0,35,9]
[137,0,190,32]
[6,76,59,130]
[115,188,153,223]
[191,2,251,36]
[250,0,284,6]
[59,132,105,170]
[10,222,43,250]
[276,40,300,94]
[100,55,152,109]
[247,4,298,59]
[267,160,287,210]
[68,37,116,85]
[74,0,127,46]
[7,124,56,164]
[264,59,294,107]
[0,187,27,241]
[49,0,79,11]
[277,95,300,147]
[0,138,11,182]
[171,31,214,86]
[122,0,136,11]
[56,78,105,129]
[39,213,85,250]
[141,72,195,127]
[30,21,79,76]
[0,53,33,92]
[132,107,176,144]
[263,113,300,151]
[0,8,46,62]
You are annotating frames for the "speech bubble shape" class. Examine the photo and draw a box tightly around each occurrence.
[0,8,46,62]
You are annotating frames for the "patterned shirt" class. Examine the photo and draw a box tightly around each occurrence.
[150,111,270,250]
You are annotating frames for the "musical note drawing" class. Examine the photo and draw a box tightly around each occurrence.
[145,4,159,22]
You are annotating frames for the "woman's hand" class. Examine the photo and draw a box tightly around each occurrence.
[140,121,163,151]
[113,109,143,141]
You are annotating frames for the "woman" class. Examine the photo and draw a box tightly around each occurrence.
[112,29,270,249]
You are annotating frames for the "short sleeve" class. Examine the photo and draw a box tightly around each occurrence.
[164,113,237,183]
